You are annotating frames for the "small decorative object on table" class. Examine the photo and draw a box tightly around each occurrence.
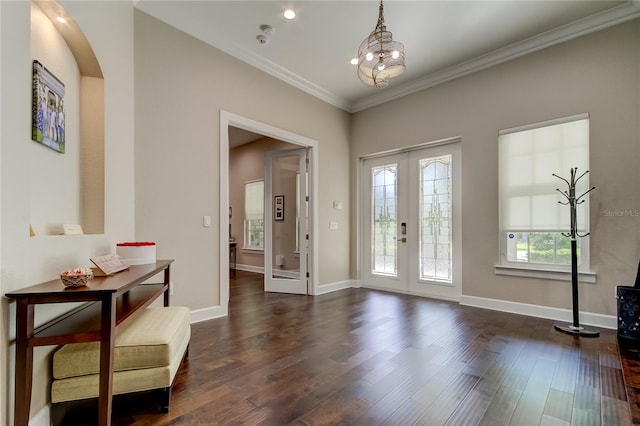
[60,268,93,288]
[116,241,157,265]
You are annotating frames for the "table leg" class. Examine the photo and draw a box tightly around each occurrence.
[163,264,171,307]
[14,300,34,426]
[98,294,116,426]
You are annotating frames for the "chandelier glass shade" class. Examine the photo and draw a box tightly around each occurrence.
[357,0,405,88]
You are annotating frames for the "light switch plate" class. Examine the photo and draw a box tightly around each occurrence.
[329,221,338,230]
[203,216,211,227]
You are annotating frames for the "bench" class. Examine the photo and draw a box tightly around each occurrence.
[51,306,190,414]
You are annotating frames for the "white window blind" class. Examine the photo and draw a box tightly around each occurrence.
[245,181,264,221]
[499,114,590,233]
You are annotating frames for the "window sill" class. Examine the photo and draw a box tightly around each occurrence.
[494,265,596,284]
[242,248,264,253]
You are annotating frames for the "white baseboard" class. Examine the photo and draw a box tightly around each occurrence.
[460,295,617,330]
[315,280,359,295]
[186,280,617,330]
[30,404,49,426]
[235,264,264,274]
[190,305,227,324]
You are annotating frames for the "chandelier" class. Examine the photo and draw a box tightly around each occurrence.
[357,0,405,88]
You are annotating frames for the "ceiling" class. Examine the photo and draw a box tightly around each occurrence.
[136,1,640,113]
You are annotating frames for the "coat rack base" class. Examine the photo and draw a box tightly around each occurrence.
[554,323,600,337]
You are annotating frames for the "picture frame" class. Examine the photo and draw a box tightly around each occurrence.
[32,60,66,153]
[274,195,284,221]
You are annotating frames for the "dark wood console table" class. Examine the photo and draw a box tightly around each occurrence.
[5,259,174,426]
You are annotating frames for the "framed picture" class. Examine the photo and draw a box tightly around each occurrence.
[274,195,284,221]
[32,60,65,153]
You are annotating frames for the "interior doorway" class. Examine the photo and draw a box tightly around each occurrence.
[219,111,318,309]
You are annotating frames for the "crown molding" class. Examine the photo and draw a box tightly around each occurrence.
[210,37,353,112]
[137,1,640,114]
[349,1,640,112]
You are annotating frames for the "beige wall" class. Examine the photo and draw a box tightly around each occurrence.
[1,1,135,423]
[1,2,636,423]
[229,137,297,270]
[80,76,105,235]
[351,19,640,317]
[29,3,81,236]
[134,10,352,310]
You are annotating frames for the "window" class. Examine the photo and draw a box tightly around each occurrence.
[498,114,590,271]
[244,180,264,249]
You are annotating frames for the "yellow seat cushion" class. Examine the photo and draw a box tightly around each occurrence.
[51,327,190,403]
[53,306,190,379]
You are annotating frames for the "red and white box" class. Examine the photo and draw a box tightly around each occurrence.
[116,241,156,265]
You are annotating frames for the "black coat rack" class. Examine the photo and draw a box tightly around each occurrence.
[552,168,599,337]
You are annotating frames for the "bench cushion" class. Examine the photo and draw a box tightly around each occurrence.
[53,306,190,379]
[51,329,189,403]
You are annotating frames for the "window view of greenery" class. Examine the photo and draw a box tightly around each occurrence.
[246,219,264,248]
[244,180,264,249]
[507,232,579,265]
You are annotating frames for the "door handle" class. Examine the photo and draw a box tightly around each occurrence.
[397,237,407,243]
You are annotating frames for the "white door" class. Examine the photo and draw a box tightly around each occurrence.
[264,148,309,294]
[362,142,461,301]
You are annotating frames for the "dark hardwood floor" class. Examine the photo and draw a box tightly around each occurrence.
[60,270,640,425]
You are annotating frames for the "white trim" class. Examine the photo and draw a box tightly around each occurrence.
[460,295,616,330]
[494,264,596,283]
[360,283,461,303]
[219,114,231,318]
[137,1,640,113]
[350,2,640,112]
[242,247,264,253]
[220,111,319,302]
[235,264,264,274]
[359,136,461,161]
[271,270,300,280]
[29,405,49,426]
[499,112,589,136]
[189,305,227,324]
[315,280,358,295]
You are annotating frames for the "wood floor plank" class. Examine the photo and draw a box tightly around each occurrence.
[445,360,511,426]
[601,395,633,426]
[54,270,637,426]
[509,357,557,425]
[477,339,540,425]
[543,389,574,424]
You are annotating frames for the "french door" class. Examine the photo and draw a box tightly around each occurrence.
[264,148,309,294]
[361,142,461,300]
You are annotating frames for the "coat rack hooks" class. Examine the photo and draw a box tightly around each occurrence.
[552,167,599,337]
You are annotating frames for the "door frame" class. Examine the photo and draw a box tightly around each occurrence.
[220,111,319,308]
[358,136,462,301]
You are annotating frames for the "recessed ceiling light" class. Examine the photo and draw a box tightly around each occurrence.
[350,58,358,65]
[56,16,67,24]
[283,8,296,20]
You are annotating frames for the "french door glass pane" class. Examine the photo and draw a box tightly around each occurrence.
[371,164,397,276]
[419,155,452,282]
